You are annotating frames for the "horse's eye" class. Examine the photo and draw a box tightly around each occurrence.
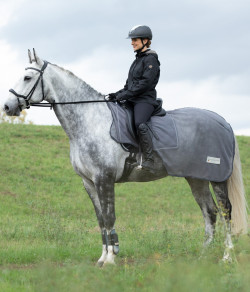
[24,76,31,81]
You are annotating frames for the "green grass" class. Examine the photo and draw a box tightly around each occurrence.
[0,123,249,291]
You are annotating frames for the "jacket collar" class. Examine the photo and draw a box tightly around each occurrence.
[136,49,150,58]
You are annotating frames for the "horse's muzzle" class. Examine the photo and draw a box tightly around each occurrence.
[3,99,21,116]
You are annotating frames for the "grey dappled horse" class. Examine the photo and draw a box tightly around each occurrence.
[4,50,248,265]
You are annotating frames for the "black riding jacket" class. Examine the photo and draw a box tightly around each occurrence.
[116,49,160,107]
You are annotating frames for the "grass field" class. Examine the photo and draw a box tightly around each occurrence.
[0,123,249,291]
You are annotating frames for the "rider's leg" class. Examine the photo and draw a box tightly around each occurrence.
[134,103,155,171]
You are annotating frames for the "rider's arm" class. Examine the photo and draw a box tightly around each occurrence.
[116,55,159,100]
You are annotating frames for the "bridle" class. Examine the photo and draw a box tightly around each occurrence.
[9,61,49,110]
[9,61,117,110]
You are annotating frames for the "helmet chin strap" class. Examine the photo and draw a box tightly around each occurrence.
[135,38,147,54]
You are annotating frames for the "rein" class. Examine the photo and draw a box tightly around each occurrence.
[30,98,116,109]
[9,61,117,110]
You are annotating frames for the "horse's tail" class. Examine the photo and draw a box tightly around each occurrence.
[227,137,248,235]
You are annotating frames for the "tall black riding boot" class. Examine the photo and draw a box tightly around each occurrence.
[138,123,155,172]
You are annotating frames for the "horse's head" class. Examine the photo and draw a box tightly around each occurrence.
[4,49,48,116]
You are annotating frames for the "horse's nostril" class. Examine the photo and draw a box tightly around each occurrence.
[4,105,9,112]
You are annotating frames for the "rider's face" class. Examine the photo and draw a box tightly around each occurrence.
[131,38,148,52]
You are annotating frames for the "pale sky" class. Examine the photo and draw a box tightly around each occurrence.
[0,0,249,135]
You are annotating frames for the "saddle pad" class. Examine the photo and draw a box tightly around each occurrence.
[108,103,177,149]
[108,103,235,182]
[108,102,138,148]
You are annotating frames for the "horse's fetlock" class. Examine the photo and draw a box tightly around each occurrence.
[105,229,119,255]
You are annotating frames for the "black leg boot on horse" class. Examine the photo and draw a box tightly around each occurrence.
[138,123,156,173]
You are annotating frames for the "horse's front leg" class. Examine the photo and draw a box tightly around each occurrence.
[95,172,119,265]
[82,177,108,266]
[83,174,119,266]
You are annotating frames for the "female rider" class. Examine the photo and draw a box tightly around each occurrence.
[109,25,161,172]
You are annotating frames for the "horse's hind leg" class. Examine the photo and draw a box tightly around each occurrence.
[186,178,218,246]
[211,181,233,261]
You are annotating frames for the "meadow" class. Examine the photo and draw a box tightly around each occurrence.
[0,123,249,291]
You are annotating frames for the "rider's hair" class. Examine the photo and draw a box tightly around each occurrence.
[145,39,151,48]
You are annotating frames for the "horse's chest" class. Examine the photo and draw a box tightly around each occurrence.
[69,144,90,177]
[69,141,106,178]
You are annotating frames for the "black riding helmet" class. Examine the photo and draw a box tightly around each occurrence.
[127,25,153,40]
[127,25,153,53]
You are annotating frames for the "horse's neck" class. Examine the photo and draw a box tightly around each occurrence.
[46,65,111,141]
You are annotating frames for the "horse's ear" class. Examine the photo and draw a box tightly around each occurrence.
[28,49,32,64]
[33,48,43,65]
[33,48,38,63]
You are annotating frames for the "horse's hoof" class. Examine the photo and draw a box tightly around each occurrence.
[221,249,233,263]
[96,261,104,268]
[222,254,233,263]
[103,261,116,267]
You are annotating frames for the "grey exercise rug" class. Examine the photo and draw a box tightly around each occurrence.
[108,103,235,182]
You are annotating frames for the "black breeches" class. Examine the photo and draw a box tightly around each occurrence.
[133,103,155,130]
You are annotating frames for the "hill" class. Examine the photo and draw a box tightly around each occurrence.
[0,123,249,291]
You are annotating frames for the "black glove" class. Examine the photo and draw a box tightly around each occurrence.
[116,92,127,101]
[107,93,117,101]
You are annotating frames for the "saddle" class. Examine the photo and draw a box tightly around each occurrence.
[107,103,235,183]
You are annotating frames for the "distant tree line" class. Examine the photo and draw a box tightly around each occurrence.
[0,109,32,124]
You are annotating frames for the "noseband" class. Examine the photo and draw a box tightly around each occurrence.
[9,61,49,110]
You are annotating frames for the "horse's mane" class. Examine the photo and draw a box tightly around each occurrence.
[51,63,103,97]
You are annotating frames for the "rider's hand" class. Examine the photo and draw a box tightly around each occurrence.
[116,93,127,102]
[107,93,117,101]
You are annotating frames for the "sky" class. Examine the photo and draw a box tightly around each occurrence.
[0,0,249,135]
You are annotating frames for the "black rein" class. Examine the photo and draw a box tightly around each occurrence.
[30,99,115,109]
[9,60,117,110]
